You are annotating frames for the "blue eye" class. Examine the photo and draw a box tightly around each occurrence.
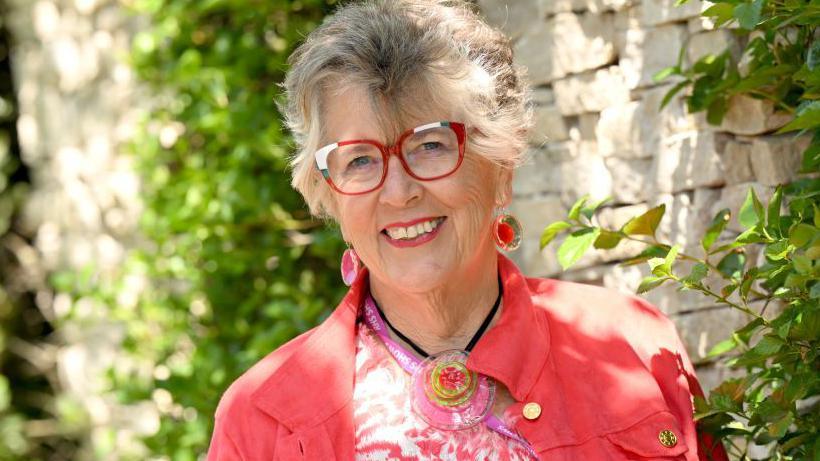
[421,142,443,151]
[349,156,372,168]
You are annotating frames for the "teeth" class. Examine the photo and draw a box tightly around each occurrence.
[386,218,442,240]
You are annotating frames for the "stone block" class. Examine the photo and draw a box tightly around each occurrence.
[541,0,633,15]
[543,139,595,163]
[515,23,556,84]
[720,94,792,135]
[531,104,569,144]
[750,135,810,186]
[687,29,742,64]
[604,156,652,203]
[531,86,556,105]
[515,12,617,84]
[478,0,543,40]
[512,149,563,196]
[652,131,725,194]
[512,194,566,239]
[551,12,617,76]
[673,306,751,361]
[559,151,613,205]
[641,0,704,26]
[619,24,687,89]
[597,84,697,159]
[511,195,566,276]
[573,113,599,141]
[723,140,755,185]
[553,66,630,115]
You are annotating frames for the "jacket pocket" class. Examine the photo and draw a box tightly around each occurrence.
[604,411,689,460]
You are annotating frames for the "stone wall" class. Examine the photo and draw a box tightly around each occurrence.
[478,0,803,390]
[5,0,152,457]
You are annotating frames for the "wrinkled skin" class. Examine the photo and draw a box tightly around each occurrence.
[322,84,513,352]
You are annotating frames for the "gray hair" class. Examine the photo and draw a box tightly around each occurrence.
[282,0,532,218]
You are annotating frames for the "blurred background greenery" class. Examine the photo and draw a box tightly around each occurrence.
[1,0,347,459]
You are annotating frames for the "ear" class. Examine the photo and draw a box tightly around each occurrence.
[496,167,514,208]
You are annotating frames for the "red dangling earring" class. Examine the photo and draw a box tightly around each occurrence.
[493,212,523,252]
[341,247,361,286]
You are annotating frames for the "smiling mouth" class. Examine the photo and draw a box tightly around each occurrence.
[382,217,447,241]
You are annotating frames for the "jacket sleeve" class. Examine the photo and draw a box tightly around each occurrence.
[206,415,245,461]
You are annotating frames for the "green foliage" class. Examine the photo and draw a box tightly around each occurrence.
[655,0,818,151]
[51,1,343,458]
[543,180,819,458]
[544,2,819,457]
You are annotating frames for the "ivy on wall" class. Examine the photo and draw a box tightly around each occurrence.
[542,0,819,458]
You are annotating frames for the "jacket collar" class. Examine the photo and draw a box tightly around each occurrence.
[468,254,551,401]
[250,253,551,428]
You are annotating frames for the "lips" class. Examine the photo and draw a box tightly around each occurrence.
[381,216,447,248]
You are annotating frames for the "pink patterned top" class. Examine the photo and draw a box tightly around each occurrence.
[353,321,536,461]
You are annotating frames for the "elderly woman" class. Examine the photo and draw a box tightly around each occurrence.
[207,1,728,460]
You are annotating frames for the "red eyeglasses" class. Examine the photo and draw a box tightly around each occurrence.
[314,121,466,195]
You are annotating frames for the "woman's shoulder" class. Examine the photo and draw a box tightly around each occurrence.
[214,326,318,420]
[524,276,682,355]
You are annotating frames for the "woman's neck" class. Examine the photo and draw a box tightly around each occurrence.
[368,252,501,356]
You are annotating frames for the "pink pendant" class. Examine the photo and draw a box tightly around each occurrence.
[411,350,495,430]
[341,248,360,286]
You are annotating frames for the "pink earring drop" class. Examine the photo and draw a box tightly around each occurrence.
[341,247,361,286]
[493,212,523,251]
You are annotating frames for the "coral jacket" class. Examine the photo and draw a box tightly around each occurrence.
[207,254,728,460]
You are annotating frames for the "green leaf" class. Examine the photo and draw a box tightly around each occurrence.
[621,245,667,266]
[703,2,736,27]
[767,413,794,439]
[793,254,812,274]
[557,228,601,270]
[739,188,764,229]
[808,39,820,71]
[702,208,731,252]
[637,275,670,294]
[765,240,791,260]
[659,81,690,110]
[540,221,572,249]
[568,195,589,221]
[653,66,678,83]
[682,262,708,286]
[735,318,764,345]
[706,96,729,125]
[789,223,817,248]
[580,196,611,220]
[735,225,764,244]
[752,335,784,355]
[766,186,783,237]
[776,101,820,133]
[622,204,666,237]
[733,0,764,30]
[593,230,622,249]
[717,251,746,279]
[707,338,737,357]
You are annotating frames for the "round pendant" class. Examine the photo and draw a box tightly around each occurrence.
[411,350,495,430]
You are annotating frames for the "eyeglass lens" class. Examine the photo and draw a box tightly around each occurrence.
[326,125,460,194]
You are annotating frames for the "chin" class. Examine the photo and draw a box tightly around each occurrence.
[384,259,450,293]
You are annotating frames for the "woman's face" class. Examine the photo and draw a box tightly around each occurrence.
[322,85,511,294]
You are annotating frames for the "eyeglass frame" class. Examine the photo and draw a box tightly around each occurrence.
[314,121,467,196]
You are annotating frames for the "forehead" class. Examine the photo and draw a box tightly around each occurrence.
[319,82,458,144]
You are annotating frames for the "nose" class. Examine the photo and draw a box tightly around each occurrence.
[378,154,422,208]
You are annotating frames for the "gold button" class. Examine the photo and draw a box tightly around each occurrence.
[522,402,541,420]
[658,430,677,447]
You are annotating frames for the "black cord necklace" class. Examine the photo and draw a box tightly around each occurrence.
[372,277,503,358]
